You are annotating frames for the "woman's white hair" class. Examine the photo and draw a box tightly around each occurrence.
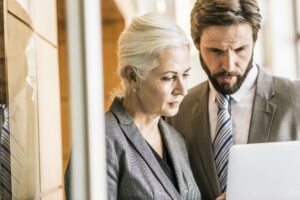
[117,12,190,93]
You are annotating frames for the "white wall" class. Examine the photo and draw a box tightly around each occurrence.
[257,0,297,80]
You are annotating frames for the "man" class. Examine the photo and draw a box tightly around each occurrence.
[167,0,300,199]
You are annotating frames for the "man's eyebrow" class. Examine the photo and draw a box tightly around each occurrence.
[205,47,224,52]
[205,46,223,50]
[205,44,250,51]
[184,67,192,72]
[235,44,250,50]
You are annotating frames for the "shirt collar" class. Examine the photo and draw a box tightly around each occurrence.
[209,65,258,103]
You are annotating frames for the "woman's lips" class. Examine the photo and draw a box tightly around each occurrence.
[169,101,181,107]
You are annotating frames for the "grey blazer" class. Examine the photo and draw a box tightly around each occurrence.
[106,98,201,200]
[167,66,300,200]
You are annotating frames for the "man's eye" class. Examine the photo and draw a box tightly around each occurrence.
[209,49,223,55]
[235,47,245,53]
[183,73,190,78]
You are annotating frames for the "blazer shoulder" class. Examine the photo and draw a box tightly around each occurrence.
[273,75,300,91]
[257,67,300,103]
[176,81,207,116]
[188,81,207,98]
[105,111,125,141]
[272,75,300,104]
[181,81,208,106]
[105,111,117,132]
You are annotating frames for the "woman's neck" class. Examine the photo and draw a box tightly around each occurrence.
[122,95,164,157]
[122,94,160,132]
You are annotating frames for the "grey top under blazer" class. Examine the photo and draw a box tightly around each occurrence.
[106,98,201,200]
[167,66,300,200]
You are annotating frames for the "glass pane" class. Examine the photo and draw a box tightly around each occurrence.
[3,2,40,199]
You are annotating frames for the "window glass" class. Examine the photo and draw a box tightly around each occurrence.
[2,1,40,199]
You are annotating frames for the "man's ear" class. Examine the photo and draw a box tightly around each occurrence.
[123,66,137,84]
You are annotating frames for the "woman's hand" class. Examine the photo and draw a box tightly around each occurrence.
[215,192,226,200]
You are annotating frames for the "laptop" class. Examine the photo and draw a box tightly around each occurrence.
[226,141,300,200]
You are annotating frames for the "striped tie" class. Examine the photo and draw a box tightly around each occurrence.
[213,93,233,192]
[0,105,11,199]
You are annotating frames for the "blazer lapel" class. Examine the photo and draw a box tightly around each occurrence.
[248,66,277,143]
[110,98,181,199]
[192,82,221,195]
[159,119,188,198]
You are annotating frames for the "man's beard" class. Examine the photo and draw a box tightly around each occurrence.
[199,53,253,95]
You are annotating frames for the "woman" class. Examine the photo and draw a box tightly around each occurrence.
[106,13,201,199]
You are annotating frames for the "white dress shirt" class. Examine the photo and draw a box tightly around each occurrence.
[208,65,258,144]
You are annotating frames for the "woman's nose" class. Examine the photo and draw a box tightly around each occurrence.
[173,77,187,96]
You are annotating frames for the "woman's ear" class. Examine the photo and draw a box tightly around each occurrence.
[124,66,137,84]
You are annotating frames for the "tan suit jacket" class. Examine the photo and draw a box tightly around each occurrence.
[167,66,300,200]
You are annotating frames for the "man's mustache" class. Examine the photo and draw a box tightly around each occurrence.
[212,71,241,78]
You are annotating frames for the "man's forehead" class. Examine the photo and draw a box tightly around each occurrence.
[201,24,253,42]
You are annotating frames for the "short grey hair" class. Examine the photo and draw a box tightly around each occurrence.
[117,12,190,91]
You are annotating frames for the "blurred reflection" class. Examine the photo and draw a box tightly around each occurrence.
[0,1,11,198]
[0,49,11,199]
[3,1,39,199]
[25,36,37,102]
[0,58,6,106]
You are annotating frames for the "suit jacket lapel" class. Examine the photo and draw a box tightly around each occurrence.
[248,66,277,143]
[159,119,188,198]
[192,82,221,195]
[110,98,181,199]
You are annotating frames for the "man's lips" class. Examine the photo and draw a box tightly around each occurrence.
[217,75,236,84]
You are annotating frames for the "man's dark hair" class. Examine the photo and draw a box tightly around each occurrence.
[191,0,262,50]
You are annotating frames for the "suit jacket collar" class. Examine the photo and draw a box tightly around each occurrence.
[248,65,277,143]
[202,65,276,144]
[194,82,222,196]
[109,97,183,199]
[255,66,275,99]
[194,66,276,145]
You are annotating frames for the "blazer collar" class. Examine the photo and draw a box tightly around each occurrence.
[248,65,277,143]
[194,82,222,196]
[255,65,275,100]
[109,97,182,199]
[109,97,133,125]
[159,119,189,198]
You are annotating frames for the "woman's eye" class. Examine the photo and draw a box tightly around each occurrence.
[162,76,175,81]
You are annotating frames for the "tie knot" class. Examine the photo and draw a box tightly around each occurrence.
[216,93,230,110]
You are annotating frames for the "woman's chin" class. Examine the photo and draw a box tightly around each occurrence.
[163,108,179,117]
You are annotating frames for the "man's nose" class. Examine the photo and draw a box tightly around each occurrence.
[222,50,236,71]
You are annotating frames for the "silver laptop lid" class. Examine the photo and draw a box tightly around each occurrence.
[226,141,300,200]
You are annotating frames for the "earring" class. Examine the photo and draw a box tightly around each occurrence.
[133,87,136,93]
